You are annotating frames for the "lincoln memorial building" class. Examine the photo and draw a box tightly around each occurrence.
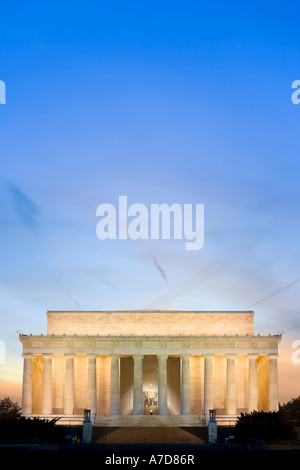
[19,310,281,426]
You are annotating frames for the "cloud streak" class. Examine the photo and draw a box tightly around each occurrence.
[247,279,300,309]
[146,235,267,308]
[8,184,39,230]
[150,255,170,286]
[57,273,82,309]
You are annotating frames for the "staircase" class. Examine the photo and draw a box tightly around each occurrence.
[94,414,206,427]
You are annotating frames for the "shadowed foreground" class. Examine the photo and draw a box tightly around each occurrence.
[93,426,205,444]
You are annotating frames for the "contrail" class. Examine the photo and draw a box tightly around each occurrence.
[145,234,279,309]
[8,183,39,230]
[247,279,300,309]
[95,272,132,299]
[57,273,82,309]
[66,291,81,309]
[151,255,170,286]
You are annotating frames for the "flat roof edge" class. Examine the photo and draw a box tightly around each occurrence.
[46,310,255,314]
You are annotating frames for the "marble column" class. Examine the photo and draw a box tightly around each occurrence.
[22,353,33,415]
[268,354,279,411]
[64,354,74,415]
[226,354,237,415]
[248,354,258,412]
[158,355,168,415]
[110,355,120,415]
[204,355,214,415]
[87,354,97,415]
[181,355,191,415]
[133,355,144,415]
[42,353,53,415]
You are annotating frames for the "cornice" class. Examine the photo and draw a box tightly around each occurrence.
[19,333,281,344]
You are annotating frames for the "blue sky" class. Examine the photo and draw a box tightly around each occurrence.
[0,0,299,401]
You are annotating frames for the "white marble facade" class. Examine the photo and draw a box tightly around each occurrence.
[20,310,281,425]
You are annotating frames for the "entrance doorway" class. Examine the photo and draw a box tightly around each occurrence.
[119,355,180,415]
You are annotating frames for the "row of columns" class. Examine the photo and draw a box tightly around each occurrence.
[203,353,279,414]
[22,352,279,416]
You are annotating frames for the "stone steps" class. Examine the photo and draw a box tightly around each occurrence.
[94,414,206,427]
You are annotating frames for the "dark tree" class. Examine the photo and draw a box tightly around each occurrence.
[0,416,62,442]
[279,396,300,426]
[234,410,293,445]
[0,397,64,443]
[0,397,21,420]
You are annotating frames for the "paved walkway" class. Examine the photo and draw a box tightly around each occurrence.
[94,427,205,444]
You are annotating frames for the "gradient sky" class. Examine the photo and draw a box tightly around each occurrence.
[0,0,299,404]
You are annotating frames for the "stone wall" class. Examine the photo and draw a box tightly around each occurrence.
[47,310,254,337]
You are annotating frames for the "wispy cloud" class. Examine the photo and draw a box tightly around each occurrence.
[7,184,39,230]
[94,272,133,299]
[146,235,266,308]
[57,273,82,309]
[150,255,170,286]
[247,279,300,309]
